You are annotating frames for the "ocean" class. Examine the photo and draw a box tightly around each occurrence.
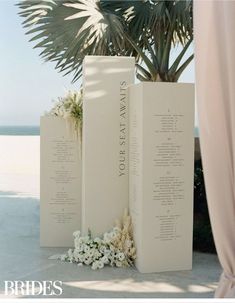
[0,126,40,136]
[0,125,200,137]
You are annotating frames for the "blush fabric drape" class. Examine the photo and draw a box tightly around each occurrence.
[194,0,235,298]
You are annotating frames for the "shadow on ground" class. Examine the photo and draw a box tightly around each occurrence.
[0,192,222,298]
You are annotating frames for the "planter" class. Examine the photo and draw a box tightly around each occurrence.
[82,56,135,237]
[40,116,82,247]
[129,82,194,273]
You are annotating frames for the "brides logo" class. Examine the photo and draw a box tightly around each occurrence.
[119,81,128,177]
[4,280,63,296]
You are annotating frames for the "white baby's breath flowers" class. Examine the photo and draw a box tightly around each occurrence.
[60,209,136,270]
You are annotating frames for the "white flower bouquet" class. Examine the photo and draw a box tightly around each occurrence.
[60,209,136,270]
[47,90,83,138]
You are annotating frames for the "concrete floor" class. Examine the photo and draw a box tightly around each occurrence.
[0,192,222,299]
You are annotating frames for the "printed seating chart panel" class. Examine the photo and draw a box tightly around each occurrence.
[40,117,81,247]
[82,56,135,236]
[129,82,194,273]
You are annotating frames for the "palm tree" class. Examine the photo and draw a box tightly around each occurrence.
[18,0,193,82]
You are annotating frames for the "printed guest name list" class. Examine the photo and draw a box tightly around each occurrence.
[40,117,81,247]
[129,82,194,273]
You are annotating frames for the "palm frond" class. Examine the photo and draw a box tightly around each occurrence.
[18,0,125,81]
[18,0,193,82]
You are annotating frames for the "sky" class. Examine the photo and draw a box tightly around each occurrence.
[0,0,195,126]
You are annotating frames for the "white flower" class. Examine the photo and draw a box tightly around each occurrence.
[87,249,95,258]
[101,255,109,264]
[94,237,101,244]
[84,257,92,265]
[104,249,111,256]
[78,237,84,245]
[99,245,106,253]
[94,250,102,259]
[97,261,104,269]
[109,257,115,266]
[83,251,90,259]
[80,243,86,251]
[78,254,85,262]
[73,230,81,238]
[91,261,99,270]
[115,261,123,268]
[84,245,90,253]
[117,252,125,262]
[74,238,82,248]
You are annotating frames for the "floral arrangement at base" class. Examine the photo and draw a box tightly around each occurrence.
[60,209,136,270]
[47,90,83,139]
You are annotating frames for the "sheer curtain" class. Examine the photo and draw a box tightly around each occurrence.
[194,1,235,298]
